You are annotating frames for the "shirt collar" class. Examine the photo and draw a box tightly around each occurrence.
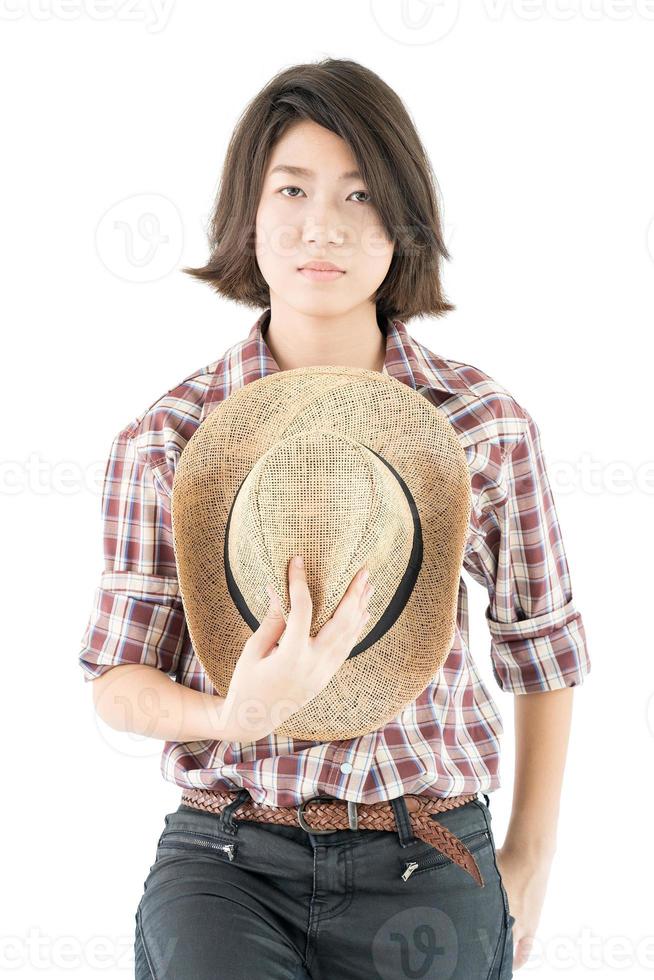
[200,309,465,423]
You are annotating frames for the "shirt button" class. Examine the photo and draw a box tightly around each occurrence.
[340,762,353,774]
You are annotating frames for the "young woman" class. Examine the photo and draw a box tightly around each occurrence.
[79,58,591,979]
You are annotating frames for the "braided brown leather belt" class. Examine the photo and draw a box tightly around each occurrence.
[180,788,485,887]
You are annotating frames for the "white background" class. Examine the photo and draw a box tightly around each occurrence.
[2,1,653,977]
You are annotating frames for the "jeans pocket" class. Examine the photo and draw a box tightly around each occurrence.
[399,826,492,880]
[155,825,239,863]
[475,802,513,921]
[153,805,240,863]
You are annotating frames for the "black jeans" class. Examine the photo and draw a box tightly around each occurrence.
[134,790,515,979]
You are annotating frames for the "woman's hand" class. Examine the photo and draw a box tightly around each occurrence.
[495,843,555,971]
[222,555,373,741]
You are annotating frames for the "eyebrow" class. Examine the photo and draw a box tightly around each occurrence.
[267,164,362,181]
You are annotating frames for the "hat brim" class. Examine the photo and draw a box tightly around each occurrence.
[171,365,472,741]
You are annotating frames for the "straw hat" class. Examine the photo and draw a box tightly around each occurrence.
[171,365,471,741]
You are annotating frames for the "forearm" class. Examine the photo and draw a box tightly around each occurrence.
[504,686,575,860]
[90,664,244,742]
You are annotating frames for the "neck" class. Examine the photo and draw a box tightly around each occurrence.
[262,298,388,373]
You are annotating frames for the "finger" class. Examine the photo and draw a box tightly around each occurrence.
[314,573,371,648]
[245,582,287,658]
[358,580,374,610]
[352,608,371,641]
[329,606,372,666]
[283,555,313,644]
[331,566,370,624]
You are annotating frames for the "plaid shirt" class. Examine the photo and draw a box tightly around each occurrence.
[78,310,591,805]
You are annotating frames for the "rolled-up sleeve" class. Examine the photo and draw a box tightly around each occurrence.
[467,413,591,694]
[78,423,187,682]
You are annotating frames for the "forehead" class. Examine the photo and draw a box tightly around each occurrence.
[265,120,359,175]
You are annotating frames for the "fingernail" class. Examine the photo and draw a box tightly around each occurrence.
[361,568,369,582]
[294,555,304,568]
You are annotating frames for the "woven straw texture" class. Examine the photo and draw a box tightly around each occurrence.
[171,365,472,740]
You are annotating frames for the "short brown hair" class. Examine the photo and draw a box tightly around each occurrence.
[182,57,454,321]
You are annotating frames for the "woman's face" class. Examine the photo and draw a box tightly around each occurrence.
[255,119,394,318]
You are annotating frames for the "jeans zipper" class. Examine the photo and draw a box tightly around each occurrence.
[158,831,237,861]
[401,828,489,881]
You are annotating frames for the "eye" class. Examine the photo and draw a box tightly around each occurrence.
[278,186,372,203]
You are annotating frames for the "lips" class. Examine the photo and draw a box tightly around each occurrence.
[298,261,346,282]
[299,261,345,272]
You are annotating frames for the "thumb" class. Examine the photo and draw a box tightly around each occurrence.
[246,583,287,659]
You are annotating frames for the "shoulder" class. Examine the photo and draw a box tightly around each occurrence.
[411,335,535,452]
[412,340,549,514]
[111,349,231,477]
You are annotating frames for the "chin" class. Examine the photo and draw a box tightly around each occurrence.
[282,290,350,318]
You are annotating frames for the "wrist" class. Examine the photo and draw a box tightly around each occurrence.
[181,690,238,742]
[211,690,276,743]
[502,829,557,864]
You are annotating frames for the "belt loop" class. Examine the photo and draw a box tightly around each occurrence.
[218,787,251,836]
[390,795,417,848]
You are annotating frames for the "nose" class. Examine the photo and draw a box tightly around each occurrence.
[302,208,346,248]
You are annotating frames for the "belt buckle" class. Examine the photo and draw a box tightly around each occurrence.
[297,796,359,833]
